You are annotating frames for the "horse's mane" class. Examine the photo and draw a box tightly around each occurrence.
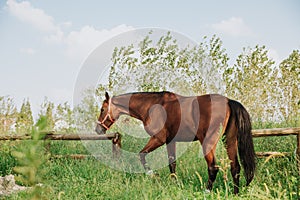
[116,91,173,97]
[116,91,175,98]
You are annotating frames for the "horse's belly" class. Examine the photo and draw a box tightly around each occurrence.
[172,128,198,142]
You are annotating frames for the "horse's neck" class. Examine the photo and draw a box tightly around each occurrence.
[113,93,161,122]
[111,94,131,117]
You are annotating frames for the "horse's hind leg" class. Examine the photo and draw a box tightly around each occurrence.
[204,149,219,191]
[139,136,165,175]
[227,146,240,194]
[167,141,177,178]
[225,124,241,194]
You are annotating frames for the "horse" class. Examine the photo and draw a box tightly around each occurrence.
[95,91,256,194]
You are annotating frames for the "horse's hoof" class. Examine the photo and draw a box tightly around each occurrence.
[146,170,154,175]
[146,170,159,178]
[169,173,178,180]
[204,189,211,194]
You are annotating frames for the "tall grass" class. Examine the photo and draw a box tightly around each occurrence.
[1,121,299,199]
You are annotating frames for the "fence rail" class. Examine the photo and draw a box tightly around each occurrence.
[44,133,120,141]
[0,132,122,158]
[0,133,119,141]
[252,127,300,137]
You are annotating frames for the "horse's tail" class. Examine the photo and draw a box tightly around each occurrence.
[228,99,256,185]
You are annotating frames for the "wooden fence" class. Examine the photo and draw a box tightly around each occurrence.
[0,127,299,173]
[252,128,300,157]
[0,132,122,158]
[252,127,300,175]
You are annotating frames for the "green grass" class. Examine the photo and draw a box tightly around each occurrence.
[1,123,299,199]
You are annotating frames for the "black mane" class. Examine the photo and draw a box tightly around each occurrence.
[115,91,173,98]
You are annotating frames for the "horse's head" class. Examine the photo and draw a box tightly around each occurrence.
[95,92,116,135]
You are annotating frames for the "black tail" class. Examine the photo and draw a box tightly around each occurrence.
[228,99,256,185]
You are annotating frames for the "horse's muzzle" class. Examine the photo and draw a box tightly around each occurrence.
[95,124,106,135]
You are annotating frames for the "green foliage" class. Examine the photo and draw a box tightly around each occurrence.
[73,89,100,132]
[107,32,229,96]
[11,116,50,199]
[37,98,55,131]
[192,35,229,94]
[224,45,278,122]
[36,99,76,133]
[223,46,299,124]
[278,50,300,124]
[15,99,34,134]
[0,141,17,176]
[55,102,76,133]
[0,96,17,134]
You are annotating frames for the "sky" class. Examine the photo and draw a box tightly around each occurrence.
[0,0,300,118]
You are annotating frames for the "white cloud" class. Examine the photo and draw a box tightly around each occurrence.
[19,47,36,55]
[6,0,59,33]
[44,29,64,44]
[64,24,134,61]
[6,0,134,62]
[212,17,253,37]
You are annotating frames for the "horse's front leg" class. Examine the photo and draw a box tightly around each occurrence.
[139,136,165,175]
[167,141,177,179]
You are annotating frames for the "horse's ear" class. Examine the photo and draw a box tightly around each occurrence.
[105,92,110,101]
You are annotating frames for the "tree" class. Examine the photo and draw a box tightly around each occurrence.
[74,89,100,132]
[278,50,300,124]
[55,102,76,132]
[15,99,34,133]
[224,45,277,122]
[37,98,55,131]
[0,96,17,133]
[107,32,228,96]
[108,32,185,94]
[190,35,229,94]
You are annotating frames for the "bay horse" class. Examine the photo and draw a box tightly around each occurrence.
[95,91,256,194]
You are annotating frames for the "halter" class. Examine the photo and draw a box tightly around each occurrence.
[97,98,115,130]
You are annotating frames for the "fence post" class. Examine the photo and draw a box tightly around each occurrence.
[297,133,300,175]
[44,140,51,156]
[112,132,121,159]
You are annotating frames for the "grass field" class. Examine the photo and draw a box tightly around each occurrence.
[0,123,299,199]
